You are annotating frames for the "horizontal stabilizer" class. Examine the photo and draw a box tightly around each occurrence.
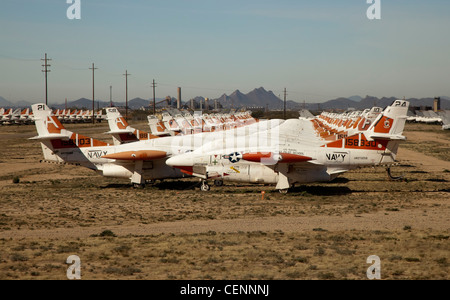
[104,130,135,135]
[367,134,407,141]
[29,134,70,141]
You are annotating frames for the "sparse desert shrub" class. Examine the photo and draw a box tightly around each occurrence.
[318,272,335,279]
[314,247,326,256]
[104,266,141,276]
[404,257,420,262]
[313,228,327,232]
[293,256,308,263]
[10,253,28,262]
[114,244,131,256]
[90,230,117,237]
[57,242,80,253]
[99,230,116,237]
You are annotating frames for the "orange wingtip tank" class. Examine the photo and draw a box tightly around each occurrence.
[102,150,167,161]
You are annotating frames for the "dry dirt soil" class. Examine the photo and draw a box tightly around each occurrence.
[0,121,448,280]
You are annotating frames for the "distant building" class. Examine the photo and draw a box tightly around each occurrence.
[434,97,441,112]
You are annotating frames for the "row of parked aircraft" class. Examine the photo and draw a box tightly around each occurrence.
[318,108,450,131]
[406,110,450,129]
[0,108,34,125]
[30,99,411,193]
[52,109,106,123]
[0,108,108,125]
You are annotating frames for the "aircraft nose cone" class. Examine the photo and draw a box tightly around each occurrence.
[166,154,193,167]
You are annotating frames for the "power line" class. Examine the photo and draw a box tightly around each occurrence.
[110,85,113,107]
[151,79,157,114]
[41,53,52,105]
[89,63,98,124]
[123,70,131,121]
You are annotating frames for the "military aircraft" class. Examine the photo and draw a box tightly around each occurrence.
[31,104,283,187]
[1,108,13,124]
[313,106,383,140]
[17,108,34,124]
[105,107,157,145]
[148,115,172,137]
[165,100,410,193]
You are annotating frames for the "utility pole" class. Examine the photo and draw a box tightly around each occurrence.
[151,79,157,114]
[283,88,287,120]
[41,53,51,105]
[110,85,112,107]
[123,70,131,121]
[89,63,98,124]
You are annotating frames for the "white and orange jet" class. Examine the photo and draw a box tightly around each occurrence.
[31,104,283,187]
[165,100,410,192]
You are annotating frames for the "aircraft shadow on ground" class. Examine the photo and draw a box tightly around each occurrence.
[100,183,133,189]
[99,180,202,190]
[289,185,353,196]
[155,180,202,190]
[99,179,356,195]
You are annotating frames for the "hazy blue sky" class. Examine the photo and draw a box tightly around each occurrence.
[1,0,449,104]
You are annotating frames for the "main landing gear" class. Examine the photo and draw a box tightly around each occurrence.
[200,179,224,192]
[133,183,146,189]
[200,180,210,192]
[214,179,223,187]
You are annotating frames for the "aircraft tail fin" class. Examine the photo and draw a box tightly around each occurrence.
[148,115,172,136]
[366,100,409,140]
[31,104,71,140]
[31,104,110,162]
[105,107,157,144]
[105,107,138,145]
[322,100,409,151]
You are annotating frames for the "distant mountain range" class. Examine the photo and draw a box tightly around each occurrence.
[213,88,450,111]
[303,95,450,111]
[216,87,283,108]
[1,88,449,111]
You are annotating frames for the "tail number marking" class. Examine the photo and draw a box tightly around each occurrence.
[61,137,90,147]
[393,100,407,107]
[346,138,377,148]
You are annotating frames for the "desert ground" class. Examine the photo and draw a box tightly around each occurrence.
[0,120,448,280]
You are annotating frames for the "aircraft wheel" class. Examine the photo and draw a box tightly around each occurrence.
[133,183,146,189]
[214,180,223,187]
[201,182,210,192]
[278,188,289,194]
